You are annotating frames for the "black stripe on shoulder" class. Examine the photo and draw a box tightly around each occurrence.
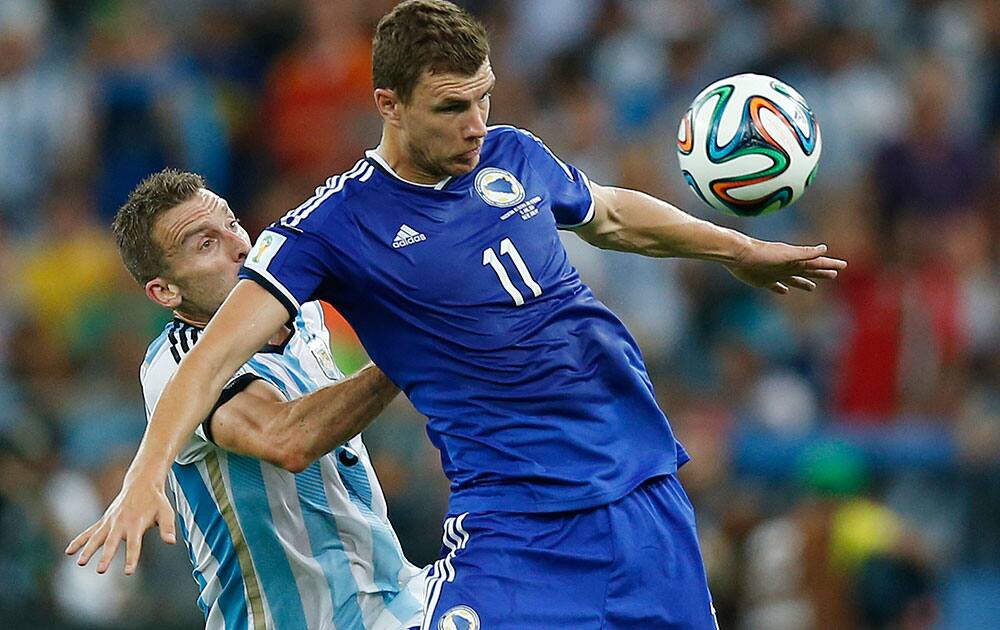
[166,320,205,364]
[178,328,191,353]
[167,326,182,364]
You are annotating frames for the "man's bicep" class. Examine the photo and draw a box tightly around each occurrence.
[571,182,619,245]
[210,379,287,459]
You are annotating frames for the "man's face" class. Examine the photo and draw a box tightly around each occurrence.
[152,189,250,321]
[398,59,495,180]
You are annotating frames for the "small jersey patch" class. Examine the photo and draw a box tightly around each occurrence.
[246,231,286,271]
[438,605,480,630]
[306,335,341,380]
[475,168,525,207]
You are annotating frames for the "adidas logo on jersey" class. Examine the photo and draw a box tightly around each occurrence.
[392,224,426,248]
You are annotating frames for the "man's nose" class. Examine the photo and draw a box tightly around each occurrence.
[465,106,487,139]
[224,229,249,261]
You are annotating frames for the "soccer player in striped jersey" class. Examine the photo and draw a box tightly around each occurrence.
[70,169,426,629]
[70,1,847,627]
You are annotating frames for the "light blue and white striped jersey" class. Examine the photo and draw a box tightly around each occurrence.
[141,301,425,630]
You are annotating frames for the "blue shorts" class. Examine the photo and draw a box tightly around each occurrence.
[420,474,717,629]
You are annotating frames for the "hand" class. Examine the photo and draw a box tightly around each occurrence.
[725,241,847,294]
[64,474,176,575]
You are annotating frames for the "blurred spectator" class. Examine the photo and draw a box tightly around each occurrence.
[15,184,120,361]
[261,0,376,184]
[87,2,230,221]
[0,0,91,234]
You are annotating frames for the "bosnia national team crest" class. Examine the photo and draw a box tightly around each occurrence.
[438,605,480,630]
[475,168,525,207]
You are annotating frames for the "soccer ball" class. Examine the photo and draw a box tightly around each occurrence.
[676,73,821,216]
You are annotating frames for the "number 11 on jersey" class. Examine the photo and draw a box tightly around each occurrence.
[482,238,542,306]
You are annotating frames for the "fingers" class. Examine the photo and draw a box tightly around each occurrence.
[76,522,111,567]
[158,501,177,545]
[799,268,839,280]
[800,255,848,270]
[160,523,177,545]
[96,528,124,574]
[786,275,817,291]
[66,521,100,556]
[769,282,789,294]
[124,528,143,575]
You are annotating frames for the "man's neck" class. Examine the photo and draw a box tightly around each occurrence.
[375,127,439,185]
[173,310,209,328]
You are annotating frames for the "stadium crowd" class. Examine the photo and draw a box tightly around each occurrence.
[0,0,997,627]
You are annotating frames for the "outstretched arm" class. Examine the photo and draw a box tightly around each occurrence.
[66,279,288,574]
[210,365,399,473]
[576,183,846,293]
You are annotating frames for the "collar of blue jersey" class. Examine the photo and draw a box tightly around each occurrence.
[364,149,453,191]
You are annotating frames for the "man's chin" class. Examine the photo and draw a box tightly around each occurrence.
[448,153,480,176]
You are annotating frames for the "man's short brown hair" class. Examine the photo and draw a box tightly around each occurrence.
[372,0,490,103]
[113,168,205,285]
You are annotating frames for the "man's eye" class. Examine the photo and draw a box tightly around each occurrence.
[229,219,240,230]
[199,239,214,250]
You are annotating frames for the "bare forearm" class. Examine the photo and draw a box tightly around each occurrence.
[211,365,400,471]
[268,365,399,469]
[582,186,753,261]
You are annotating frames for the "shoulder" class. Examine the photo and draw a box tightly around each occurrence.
[140,321,196,409]
[274,158,378,232]
[143,320,201,368]
[486,125,565,166]
[486,124,536,150]
[488,124,553,148]
[142,320,202,381]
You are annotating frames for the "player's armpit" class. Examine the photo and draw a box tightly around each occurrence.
[571,182,622,244]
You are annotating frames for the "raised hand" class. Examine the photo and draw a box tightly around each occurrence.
[725,241,847,294]
[65,475,176,575]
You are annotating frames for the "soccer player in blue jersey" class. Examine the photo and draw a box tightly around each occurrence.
[68,169,426,629]
[70,1,847,627]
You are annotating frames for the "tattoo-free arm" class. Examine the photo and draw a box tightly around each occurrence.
[576,183,753,260]
[576,183,846,293]
[211,365,400,473]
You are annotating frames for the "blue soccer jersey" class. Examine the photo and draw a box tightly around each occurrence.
[241,125,688,514]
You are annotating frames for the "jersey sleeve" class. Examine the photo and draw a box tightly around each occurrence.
[513,127,595,228]
[239,225,335,319]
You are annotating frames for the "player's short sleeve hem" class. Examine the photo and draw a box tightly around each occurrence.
[240,267,300,319]
[555,171,596,229]
[202,373,265,444]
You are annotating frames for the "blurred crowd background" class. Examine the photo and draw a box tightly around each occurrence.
[1,0,998,628]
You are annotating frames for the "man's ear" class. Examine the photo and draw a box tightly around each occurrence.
[374,88,403,126]
[146,277,182,309]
